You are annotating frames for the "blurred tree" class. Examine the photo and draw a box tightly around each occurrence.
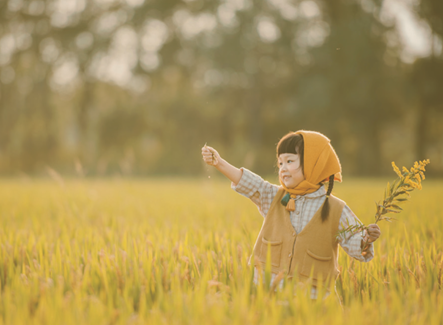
[0,0,441,176]
[411,58,443,160]
[411,0,443,171]
[175,0,303,172]
[296,0,403,175]
[0,0,58,171]
[416,0,443,37]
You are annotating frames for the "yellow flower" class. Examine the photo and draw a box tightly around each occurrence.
[404,177,419,188]
[419,159,430,171]
[414,174,421,183]
[402,166,409,173]
[392,162,402,177]
[409,181,418,189]
[419,171,425,180]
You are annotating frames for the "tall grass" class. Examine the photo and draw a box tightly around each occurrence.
[0,177,442,324]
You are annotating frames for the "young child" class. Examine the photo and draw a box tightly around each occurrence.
[201,130,381,300]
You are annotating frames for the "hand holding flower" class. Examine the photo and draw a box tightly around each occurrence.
[338,159,430,255]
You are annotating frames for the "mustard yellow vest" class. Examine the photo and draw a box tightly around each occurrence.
[250,187,345,286]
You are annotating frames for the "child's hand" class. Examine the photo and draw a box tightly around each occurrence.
[201,145,220,166]
[364,224,381,243]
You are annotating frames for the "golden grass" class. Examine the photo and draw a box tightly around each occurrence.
[0,177,442,324]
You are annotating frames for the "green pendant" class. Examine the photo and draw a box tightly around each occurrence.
[281,193,291,206]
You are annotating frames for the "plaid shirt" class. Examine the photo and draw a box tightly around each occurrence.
[232,168,374,298]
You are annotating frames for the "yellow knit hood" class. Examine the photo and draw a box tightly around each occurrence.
[279,130,342,209]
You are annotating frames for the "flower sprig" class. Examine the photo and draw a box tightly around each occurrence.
[336,159,430,253]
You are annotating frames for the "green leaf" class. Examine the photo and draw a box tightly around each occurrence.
[387,204,403,210]
[385,208,401,214]
[391,178,399,192]
[394,191,409,197]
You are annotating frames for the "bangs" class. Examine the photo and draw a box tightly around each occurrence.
[277,134,303,156]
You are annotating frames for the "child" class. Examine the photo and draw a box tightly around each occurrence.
[201,130,381,300]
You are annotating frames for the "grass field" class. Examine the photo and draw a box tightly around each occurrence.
[0,176,442,324]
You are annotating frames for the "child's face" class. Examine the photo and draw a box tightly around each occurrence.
[278,153,305,188]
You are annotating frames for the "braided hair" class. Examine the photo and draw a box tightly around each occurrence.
[320,174,335,222]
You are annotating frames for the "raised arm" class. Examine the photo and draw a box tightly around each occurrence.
[201,145,243,185]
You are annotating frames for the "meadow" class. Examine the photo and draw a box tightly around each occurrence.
[0,176,442,324]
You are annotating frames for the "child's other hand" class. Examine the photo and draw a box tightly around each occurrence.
[201,145,220,166]
[364,224,381,243]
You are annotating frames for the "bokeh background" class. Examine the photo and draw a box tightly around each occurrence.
[0,0,442,177]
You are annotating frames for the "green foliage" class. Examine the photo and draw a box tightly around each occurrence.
[0,0,442,175]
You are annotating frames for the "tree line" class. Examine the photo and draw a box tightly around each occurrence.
[0,0,442,176]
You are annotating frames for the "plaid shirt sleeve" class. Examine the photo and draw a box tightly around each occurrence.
[231,168,279,218]
[338,205,374,262]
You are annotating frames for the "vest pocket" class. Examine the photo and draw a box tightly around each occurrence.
[300,249,333,280]
[260,237,283,267]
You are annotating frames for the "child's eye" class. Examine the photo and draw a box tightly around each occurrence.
[287,160,293,163]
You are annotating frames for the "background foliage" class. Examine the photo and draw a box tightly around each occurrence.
[0,0,442,176]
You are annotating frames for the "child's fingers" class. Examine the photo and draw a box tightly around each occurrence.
[367,224,381,231]
[201,145,219,166]
[202,154,217,165]
[364,230,380,244]
[202,145,216,152]
[368,225,381,237]
[202,147,219,158]
[202,148,216,157]
[202,156,215,163]
[367,225,381,237]
[364,235,375,244]
[202,149,213,158]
